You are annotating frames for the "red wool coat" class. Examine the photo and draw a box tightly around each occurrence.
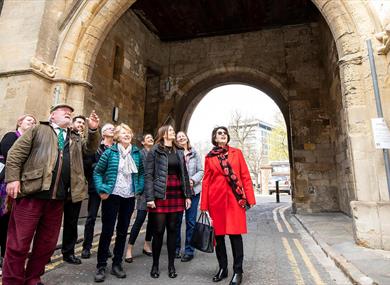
[200,147,256,235]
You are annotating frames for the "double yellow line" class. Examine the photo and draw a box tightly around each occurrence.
[273,205,325,285]
[45,229,146,272]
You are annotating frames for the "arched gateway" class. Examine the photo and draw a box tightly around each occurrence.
[0,0,389,250]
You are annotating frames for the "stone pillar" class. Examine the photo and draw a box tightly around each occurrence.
[342,43,390,250]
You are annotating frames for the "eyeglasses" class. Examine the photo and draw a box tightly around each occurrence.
[217,131,227,136]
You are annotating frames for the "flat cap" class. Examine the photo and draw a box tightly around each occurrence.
[50,103,74,113]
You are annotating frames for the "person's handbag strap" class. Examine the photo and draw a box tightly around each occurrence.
[197,211,213,226]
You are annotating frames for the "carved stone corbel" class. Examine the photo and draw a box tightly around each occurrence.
[30,57,58,78]
[375,24,390,55]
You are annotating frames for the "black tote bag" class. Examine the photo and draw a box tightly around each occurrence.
[190,212,215,253]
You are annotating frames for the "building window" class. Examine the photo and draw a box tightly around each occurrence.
[113,44,124,82]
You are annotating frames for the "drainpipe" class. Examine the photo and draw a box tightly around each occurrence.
[366,39,390,197]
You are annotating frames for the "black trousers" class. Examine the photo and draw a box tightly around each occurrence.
[62,200,82,257]
[82,191,101,251]
[215,234,244,274]
[128,210,153,245]
[97,195,135,268]
[0,213,10,257]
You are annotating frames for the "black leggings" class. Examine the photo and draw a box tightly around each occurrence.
[150,212,179,268]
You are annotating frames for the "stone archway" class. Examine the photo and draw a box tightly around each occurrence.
[49,0,390,249]
[173,66,289,132]
[53,1,378,86]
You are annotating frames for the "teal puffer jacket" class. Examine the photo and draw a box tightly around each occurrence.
[93,144,144,195]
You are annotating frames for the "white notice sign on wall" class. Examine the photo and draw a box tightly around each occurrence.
[371,118,390,149]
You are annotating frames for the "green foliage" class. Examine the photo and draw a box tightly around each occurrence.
[269,113,288,161]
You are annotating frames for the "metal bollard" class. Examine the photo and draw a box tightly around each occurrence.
[276,180,280,203]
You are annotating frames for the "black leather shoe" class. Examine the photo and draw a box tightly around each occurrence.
[168,266,178,278]
[63,254,82,265]
[94,267,106,283]
[229,273,243,285]
[143,249,153,256]
[111,264,126,278]
[181,254,194,262]
[213,268,228,282]
[81,249,91,259]
[150,265,160,278]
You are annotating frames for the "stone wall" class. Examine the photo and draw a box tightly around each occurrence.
[0,73,53,129]
[88,9,349,213]
[318,19,356,214]
[86,10,162,137]
[150,20,344,213]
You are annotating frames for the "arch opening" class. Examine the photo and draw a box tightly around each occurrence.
[76,0,355,216]
[186,84,292,199]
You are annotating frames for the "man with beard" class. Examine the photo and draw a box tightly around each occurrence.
[61,115,86,265]
[2,104,100,285]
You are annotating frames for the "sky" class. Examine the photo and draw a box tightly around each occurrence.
[187,84,282,144]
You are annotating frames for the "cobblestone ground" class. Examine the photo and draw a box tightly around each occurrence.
[37,195,351,285]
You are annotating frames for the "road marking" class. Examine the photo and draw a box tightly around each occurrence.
[272,205,285,232]
[280,206,294,233]
[282,237,305,285]
[293,238,325,285]
[46,229,146,272]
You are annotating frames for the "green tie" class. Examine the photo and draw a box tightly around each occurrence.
[58,128,65,151]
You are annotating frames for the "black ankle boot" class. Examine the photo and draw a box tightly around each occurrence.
[168,265,178,278]
[150,265,159,278]
[229,273,243,285]
[213,268,228,282]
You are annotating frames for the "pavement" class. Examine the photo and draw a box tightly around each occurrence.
[12,195,390,285]
[42,195,351,285]
[295,213,390,285]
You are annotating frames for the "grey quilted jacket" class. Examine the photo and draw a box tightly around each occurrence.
[185,149,204,195]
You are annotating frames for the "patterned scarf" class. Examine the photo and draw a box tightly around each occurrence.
[118,144,138,175]
[207,146,248,209]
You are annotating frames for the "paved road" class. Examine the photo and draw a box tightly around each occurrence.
[41,195,351,284]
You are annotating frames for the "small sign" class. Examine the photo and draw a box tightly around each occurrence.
[371,118,390,149]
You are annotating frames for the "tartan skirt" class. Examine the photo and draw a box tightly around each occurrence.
[149,174,185,213]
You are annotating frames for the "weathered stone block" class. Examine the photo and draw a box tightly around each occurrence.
[351,201,382,248]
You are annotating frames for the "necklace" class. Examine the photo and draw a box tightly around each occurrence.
[166,146,173,154]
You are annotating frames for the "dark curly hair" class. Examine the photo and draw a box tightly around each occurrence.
[211,126,230,146]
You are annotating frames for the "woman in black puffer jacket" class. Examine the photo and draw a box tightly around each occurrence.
[144,125,193,279]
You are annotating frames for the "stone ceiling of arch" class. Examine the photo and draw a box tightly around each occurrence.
[130,0,319,41]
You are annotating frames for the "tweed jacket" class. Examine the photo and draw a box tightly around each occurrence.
[5,122,100,202]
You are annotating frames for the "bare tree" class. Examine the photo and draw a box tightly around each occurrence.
[228,111,265,191]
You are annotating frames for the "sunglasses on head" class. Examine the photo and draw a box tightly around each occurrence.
[217,131,227,135]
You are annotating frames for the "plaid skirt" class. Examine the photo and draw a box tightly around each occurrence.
[149,174,185,213]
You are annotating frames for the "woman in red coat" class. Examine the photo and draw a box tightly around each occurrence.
[200,126,256,285]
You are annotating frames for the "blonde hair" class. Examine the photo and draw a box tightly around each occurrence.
[113,123,133,142]
[16,114,37,129]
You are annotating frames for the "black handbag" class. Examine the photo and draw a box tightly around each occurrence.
[190,212,215,253]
